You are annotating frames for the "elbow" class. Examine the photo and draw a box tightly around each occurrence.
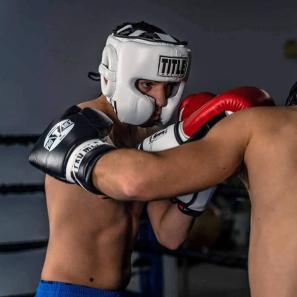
[120,170,154,202]
[121,152,163,201]
[163,241,182,251]
[155,232,183,251]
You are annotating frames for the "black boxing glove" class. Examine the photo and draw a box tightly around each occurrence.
[29,105,115,194]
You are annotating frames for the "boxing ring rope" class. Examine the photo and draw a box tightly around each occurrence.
[0,240,48,253]
[1,293,35,297]
[0,184,44,195]
[0,135,39,146]
[0,132,249,265]
[0,238,247,269]
[0,134,249,297]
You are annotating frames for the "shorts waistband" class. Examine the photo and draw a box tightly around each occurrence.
[35,280,125,297]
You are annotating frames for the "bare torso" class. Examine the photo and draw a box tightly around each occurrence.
[241,107,297,297]
[42,96,155,289]
[163,106,297,297]
[94,105,297,297]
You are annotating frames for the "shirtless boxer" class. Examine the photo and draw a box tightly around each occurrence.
[95,99,297,297]
[29,84,274,297]
[30,80,297,297]
[32,22,199,297]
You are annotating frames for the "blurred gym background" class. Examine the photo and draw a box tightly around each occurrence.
[0,1,296,296]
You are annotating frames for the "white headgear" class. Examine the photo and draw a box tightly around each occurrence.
[99,24,191,125]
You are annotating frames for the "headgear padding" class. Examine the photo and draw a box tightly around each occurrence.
[99,25,191,125]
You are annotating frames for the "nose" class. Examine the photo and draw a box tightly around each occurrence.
[152,84,168,108]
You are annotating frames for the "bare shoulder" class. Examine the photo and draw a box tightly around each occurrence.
[45,174,60,189]
[78,95,107,111]
[239,106,297,139]
[204,107,255,147]
[45,174,81,196]
[208,106,297,141]
[78,94,120,125]
[236,106,297,164]
[193,106,291,166]
[45,174,100,199]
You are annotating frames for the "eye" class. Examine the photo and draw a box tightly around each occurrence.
[142,81,154,89]
[166,82,179,97]
[136,80,155,94]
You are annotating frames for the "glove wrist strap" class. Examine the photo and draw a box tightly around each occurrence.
[66,139,115,194]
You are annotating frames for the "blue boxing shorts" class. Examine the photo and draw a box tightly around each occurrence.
[35,280,126,297]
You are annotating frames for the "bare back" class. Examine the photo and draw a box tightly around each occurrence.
[42,96,153,289]
[242,107,297,297]
[170,106,297,297]
[168,106,297,297]
[244,107,297,203]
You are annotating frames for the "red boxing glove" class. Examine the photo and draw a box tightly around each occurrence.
[181,86,274,140]
[178,92,216,121]
[140,86,273,151]
[139,86,273,216]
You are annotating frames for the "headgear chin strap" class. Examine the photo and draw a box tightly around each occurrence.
[99,29,191,125]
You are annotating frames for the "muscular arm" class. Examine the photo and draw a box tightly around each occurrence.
[146,200,195,250]
[93,110,251,201]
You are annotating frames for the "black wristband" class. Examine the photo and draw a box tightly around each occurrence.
[73,143,115,195]
[177,202,204,217]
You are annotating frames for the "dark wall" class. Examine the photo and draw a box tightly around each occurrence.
[0,0,296,295]
[1,0,296,134]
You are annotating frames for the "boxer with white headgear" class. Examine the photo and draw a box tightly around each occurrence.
[32,21,197,297]
[99,21,191,125]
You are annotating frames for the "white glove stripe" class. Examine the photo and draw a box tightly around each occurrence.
[66,139,106,183]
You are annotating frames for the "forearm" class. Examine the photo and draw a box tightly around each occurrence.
[92,148,162,201]
[148,200,194,249]
[91,116,246,201]
[92,143,236,201]
[92,146,207,201]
